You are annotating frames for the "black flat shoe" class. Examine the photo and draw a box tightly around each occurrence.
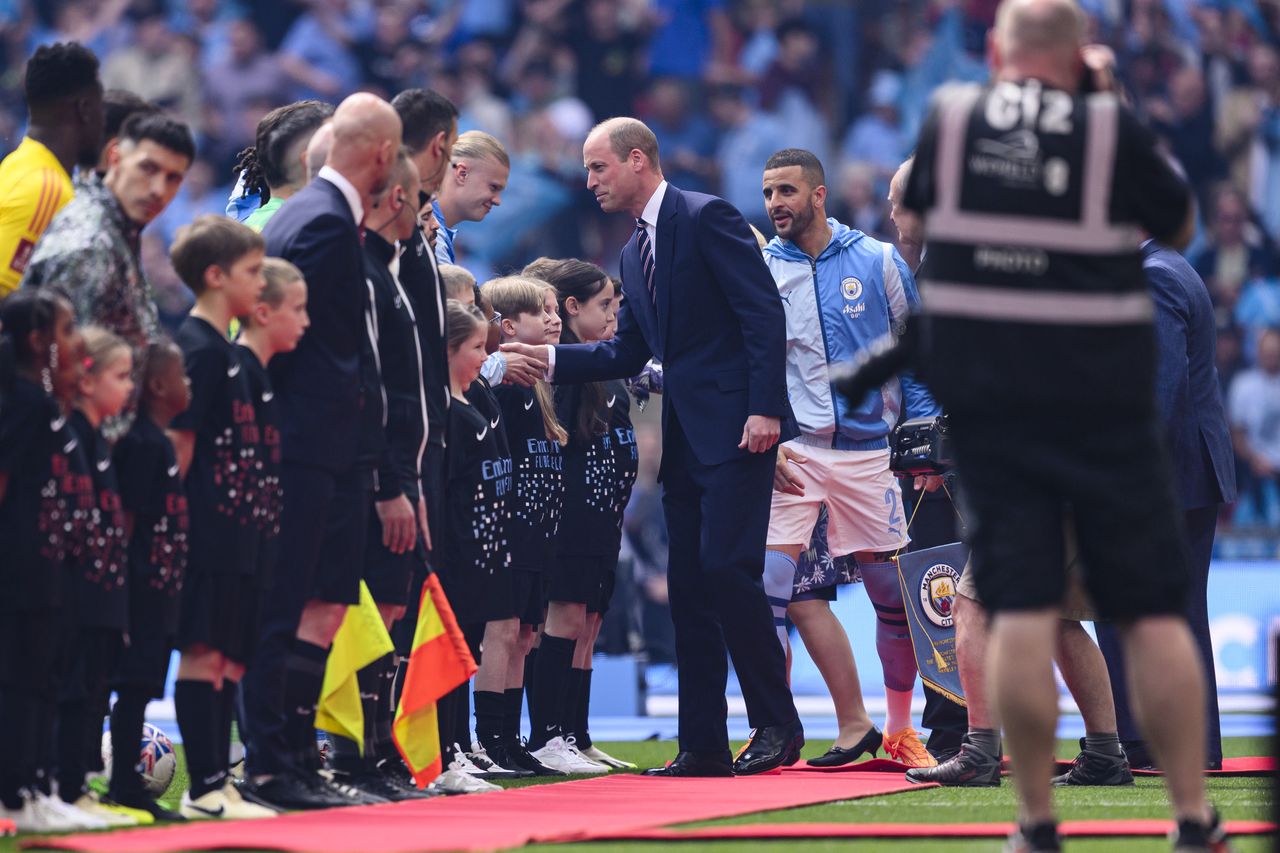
[732,721,805,776]
[642,751,733,777]
[806,725,882,767]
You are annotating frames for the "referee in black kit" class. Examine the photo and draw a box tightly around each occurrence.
[901,0,1227,850]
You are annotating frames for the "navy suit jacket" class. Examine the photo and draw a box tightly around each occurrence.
[554,185,795,466]
[261,178,366,473]
[1145,241,1237,510]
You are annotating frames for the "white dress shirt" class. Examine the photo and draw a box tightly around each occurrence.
[637,180,668,254]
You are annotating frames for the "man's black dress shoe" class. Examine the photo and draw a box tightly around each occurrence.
[732,721,805,775]
[642,751,734,777]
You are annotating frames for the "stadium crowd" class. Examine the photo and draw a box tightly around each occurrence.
[0,0,1255,850]
[0,0,1274,527]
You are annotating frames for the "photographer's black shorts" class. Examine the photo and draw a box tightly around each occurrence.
[950,414,1188,619]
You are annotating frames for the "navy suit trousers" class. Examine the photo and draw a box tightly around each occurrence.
[1094,505,1221,767]
[660,407,797,755]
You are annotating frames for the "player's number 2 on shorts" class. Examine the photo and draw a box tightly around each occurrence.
[884,488,903,539]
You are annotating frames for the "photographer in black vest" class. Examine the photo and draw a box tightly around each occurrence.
[901,0,1225,849]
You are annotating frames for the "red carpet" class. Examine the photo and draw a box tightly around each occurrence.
[22,772,930,853]
[1132,756,1276,776]
[788,755,1276,776]
[578,819,1278,841]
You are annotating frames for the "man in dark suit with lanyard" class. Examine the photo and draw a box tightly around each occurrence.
[1095,240,1237,771]
[505,117,802,776]
[243,93,403,809]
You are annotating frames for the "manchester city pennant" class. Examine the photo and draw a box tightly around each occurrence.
[896,542,969,706]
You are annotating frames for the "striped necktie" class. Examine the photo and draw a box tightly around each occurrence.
[636,218,655,305]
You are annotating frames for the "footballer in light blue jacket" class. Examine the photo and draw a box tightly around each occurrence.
[763,216,940,446]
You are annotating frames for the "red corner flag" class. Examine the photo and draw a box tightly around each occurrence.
[393,572,478,786]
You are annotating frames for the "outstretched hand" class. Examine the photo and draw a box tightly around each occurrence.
[499,342,550,387]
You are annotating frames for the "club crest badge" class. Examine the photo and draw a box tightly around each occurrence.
[841,276,863,301]
[919,563,960,628]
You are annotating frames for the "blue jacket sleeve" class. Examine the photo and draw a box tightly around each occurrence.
[696,197,790,417]
[553,296,653,383]
[1148,260,1190,428]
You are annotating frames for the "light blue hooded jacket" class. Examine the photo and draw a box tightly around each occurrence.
[763,219,939,449]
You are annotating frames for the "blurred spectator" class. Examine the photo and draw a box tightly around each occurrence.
[828,161,882,238]
[204,19,287,156]
[152,157,230,244]
[644,78,717,194]
[646,0,733,81]
[1192,184,1276,308]
[277,0,367,102]
[101,7,202,129]
[758,18,831,166]
[170,0,240,72]
[1234,275,1280,361]
[27,0,131,64]
[1229,327,1280,525]
[509,59,559,119]
[453,38,515,141]
[572,0,646,122]
[1193,6,1246,114]
[707,83,786,232]
[840,70,907,188]
[1217,320,1245,401]
[735,0,782,77]
[759,18,830,115]
[451,0,517,43]
[1148,64,1226,202]
[355,3,417,98]
[1217,43,1280,239]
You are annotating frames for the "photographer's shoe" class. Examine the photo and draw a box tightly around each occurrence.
[1051,748,1133,786]
[1172,807,1233,853]
[1004,820,1061,852]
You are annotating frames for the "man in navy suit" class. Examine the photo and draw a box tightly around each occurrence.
[1095,241,1237,770]
[506,117,802,776]
[242,93,403,808]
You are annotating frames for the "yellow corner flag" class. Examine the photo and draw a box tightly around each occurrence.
[315,581,394,753]
[394,572,477,787]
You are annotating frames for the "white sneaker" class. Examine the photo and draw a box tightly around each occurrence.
[466,743,521,780]
[181,787,276,820]
[71,793,137,827]
[447,745,500,781]
[4,790,77,833]
[37,791,109,830]
[531,737,609,775]
[220,780,280,817]
[580,744,637,769]
[429,767,501,795]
